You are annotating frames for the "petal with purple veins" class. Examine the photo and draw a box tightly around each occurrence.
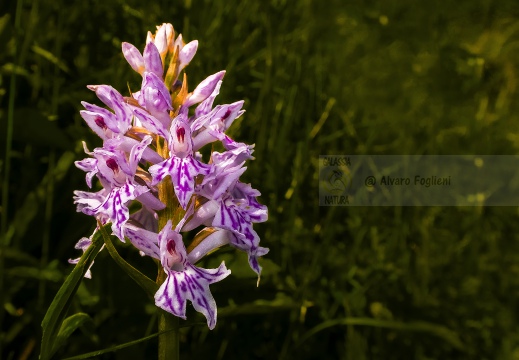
[143,42,164,78]
[216,101,245,131]
[128,135,153,174]
[87,85,123,109]
[213,198,256,242]
[182,200,219,231]
[124,223,160,259]
[191,101,245,150]
[122,42,145,74]
[178,40,198,71]
[149,156,210,209]
[212,196,268,276]
[194,80,221,119]
[117,136,163,165]
[173,34,184,51]
[136,191,165,211]
[80,105,121,136]
[130,207,158,233]
[187,229,231,264]
[154,262,230,329]
[87,86,132,133]
[183,71,226,108]
[169,115,193,158]
[229,231,269,276]
[73,189,107,216]
[93,145,131,187]
[157,220,186,268]
[142,72,173,126]
[155,221,230,329]
[153,24,169,58]
[133,108,169,139]
[232,182,268,223]
[75,157,98,188]
[198,158,246,201]
[218,135,255,159]
[68,236,98,279]
[247,245,269,278]
[97,182,149,241]
[79,110,111,140]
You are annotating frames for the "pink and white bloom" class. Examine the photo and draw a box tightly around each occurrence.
[73,23,268,329]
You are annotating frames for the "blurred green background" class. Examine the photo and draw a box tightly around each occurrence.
[2,0,519,359]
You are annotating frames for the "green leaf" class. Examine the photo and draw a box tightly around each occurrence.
[7,151,74,246]
[296,317,466,351]
[0,13,11,39]
[75,282,100,307]
[52,313,93,356]
[9,108,72,149]
[32,44,70,73]
[219,294,303,317]
[3,247,39,266]
[61,328,176,360]
[40,226,105,360]
[97,222,158,298]
[1,63,30,77]
[7,264,62,282]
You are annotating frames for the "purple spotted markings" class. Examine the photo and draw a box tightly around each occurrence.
[72,23,268,329]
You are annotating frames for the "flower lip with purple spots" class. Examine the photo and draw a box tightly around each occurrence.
[176,126,186,143]
[106,158,119,172]
[95,116,107,129]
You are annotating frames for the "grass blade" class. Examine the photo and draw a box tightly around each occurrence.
[40,226,105,360]
[97,221,158,298]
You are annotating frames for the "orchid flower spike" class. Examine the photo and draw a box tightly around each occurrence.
[73,23,268,329]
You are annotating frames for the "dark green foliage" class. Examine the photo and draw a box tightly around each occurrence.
[2,0,519,359]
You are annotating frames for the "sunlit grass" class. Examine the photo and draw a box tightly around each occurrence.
[2,0,519,359]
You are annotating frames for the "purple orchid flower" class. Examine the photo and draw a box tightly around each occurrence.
[154,221,230,329]
[149,114,211,209]
[73,23,268,329]
[68,235,98,279]
[74,136,164,241]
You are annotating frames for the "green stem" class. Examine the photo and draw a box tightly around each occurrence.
[39,0,61,312]
[39,150,55,309]
[157,269,180,360]
[156,138,180,360]
[0,0,23,356]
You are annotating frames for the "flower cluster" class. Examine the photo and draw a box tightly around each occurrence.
[72,23,268,329]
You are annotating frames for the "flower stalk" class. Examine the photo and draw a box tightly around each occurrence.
[157,137,180,360]
[157,268,180,360]
[71,22,268,358]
